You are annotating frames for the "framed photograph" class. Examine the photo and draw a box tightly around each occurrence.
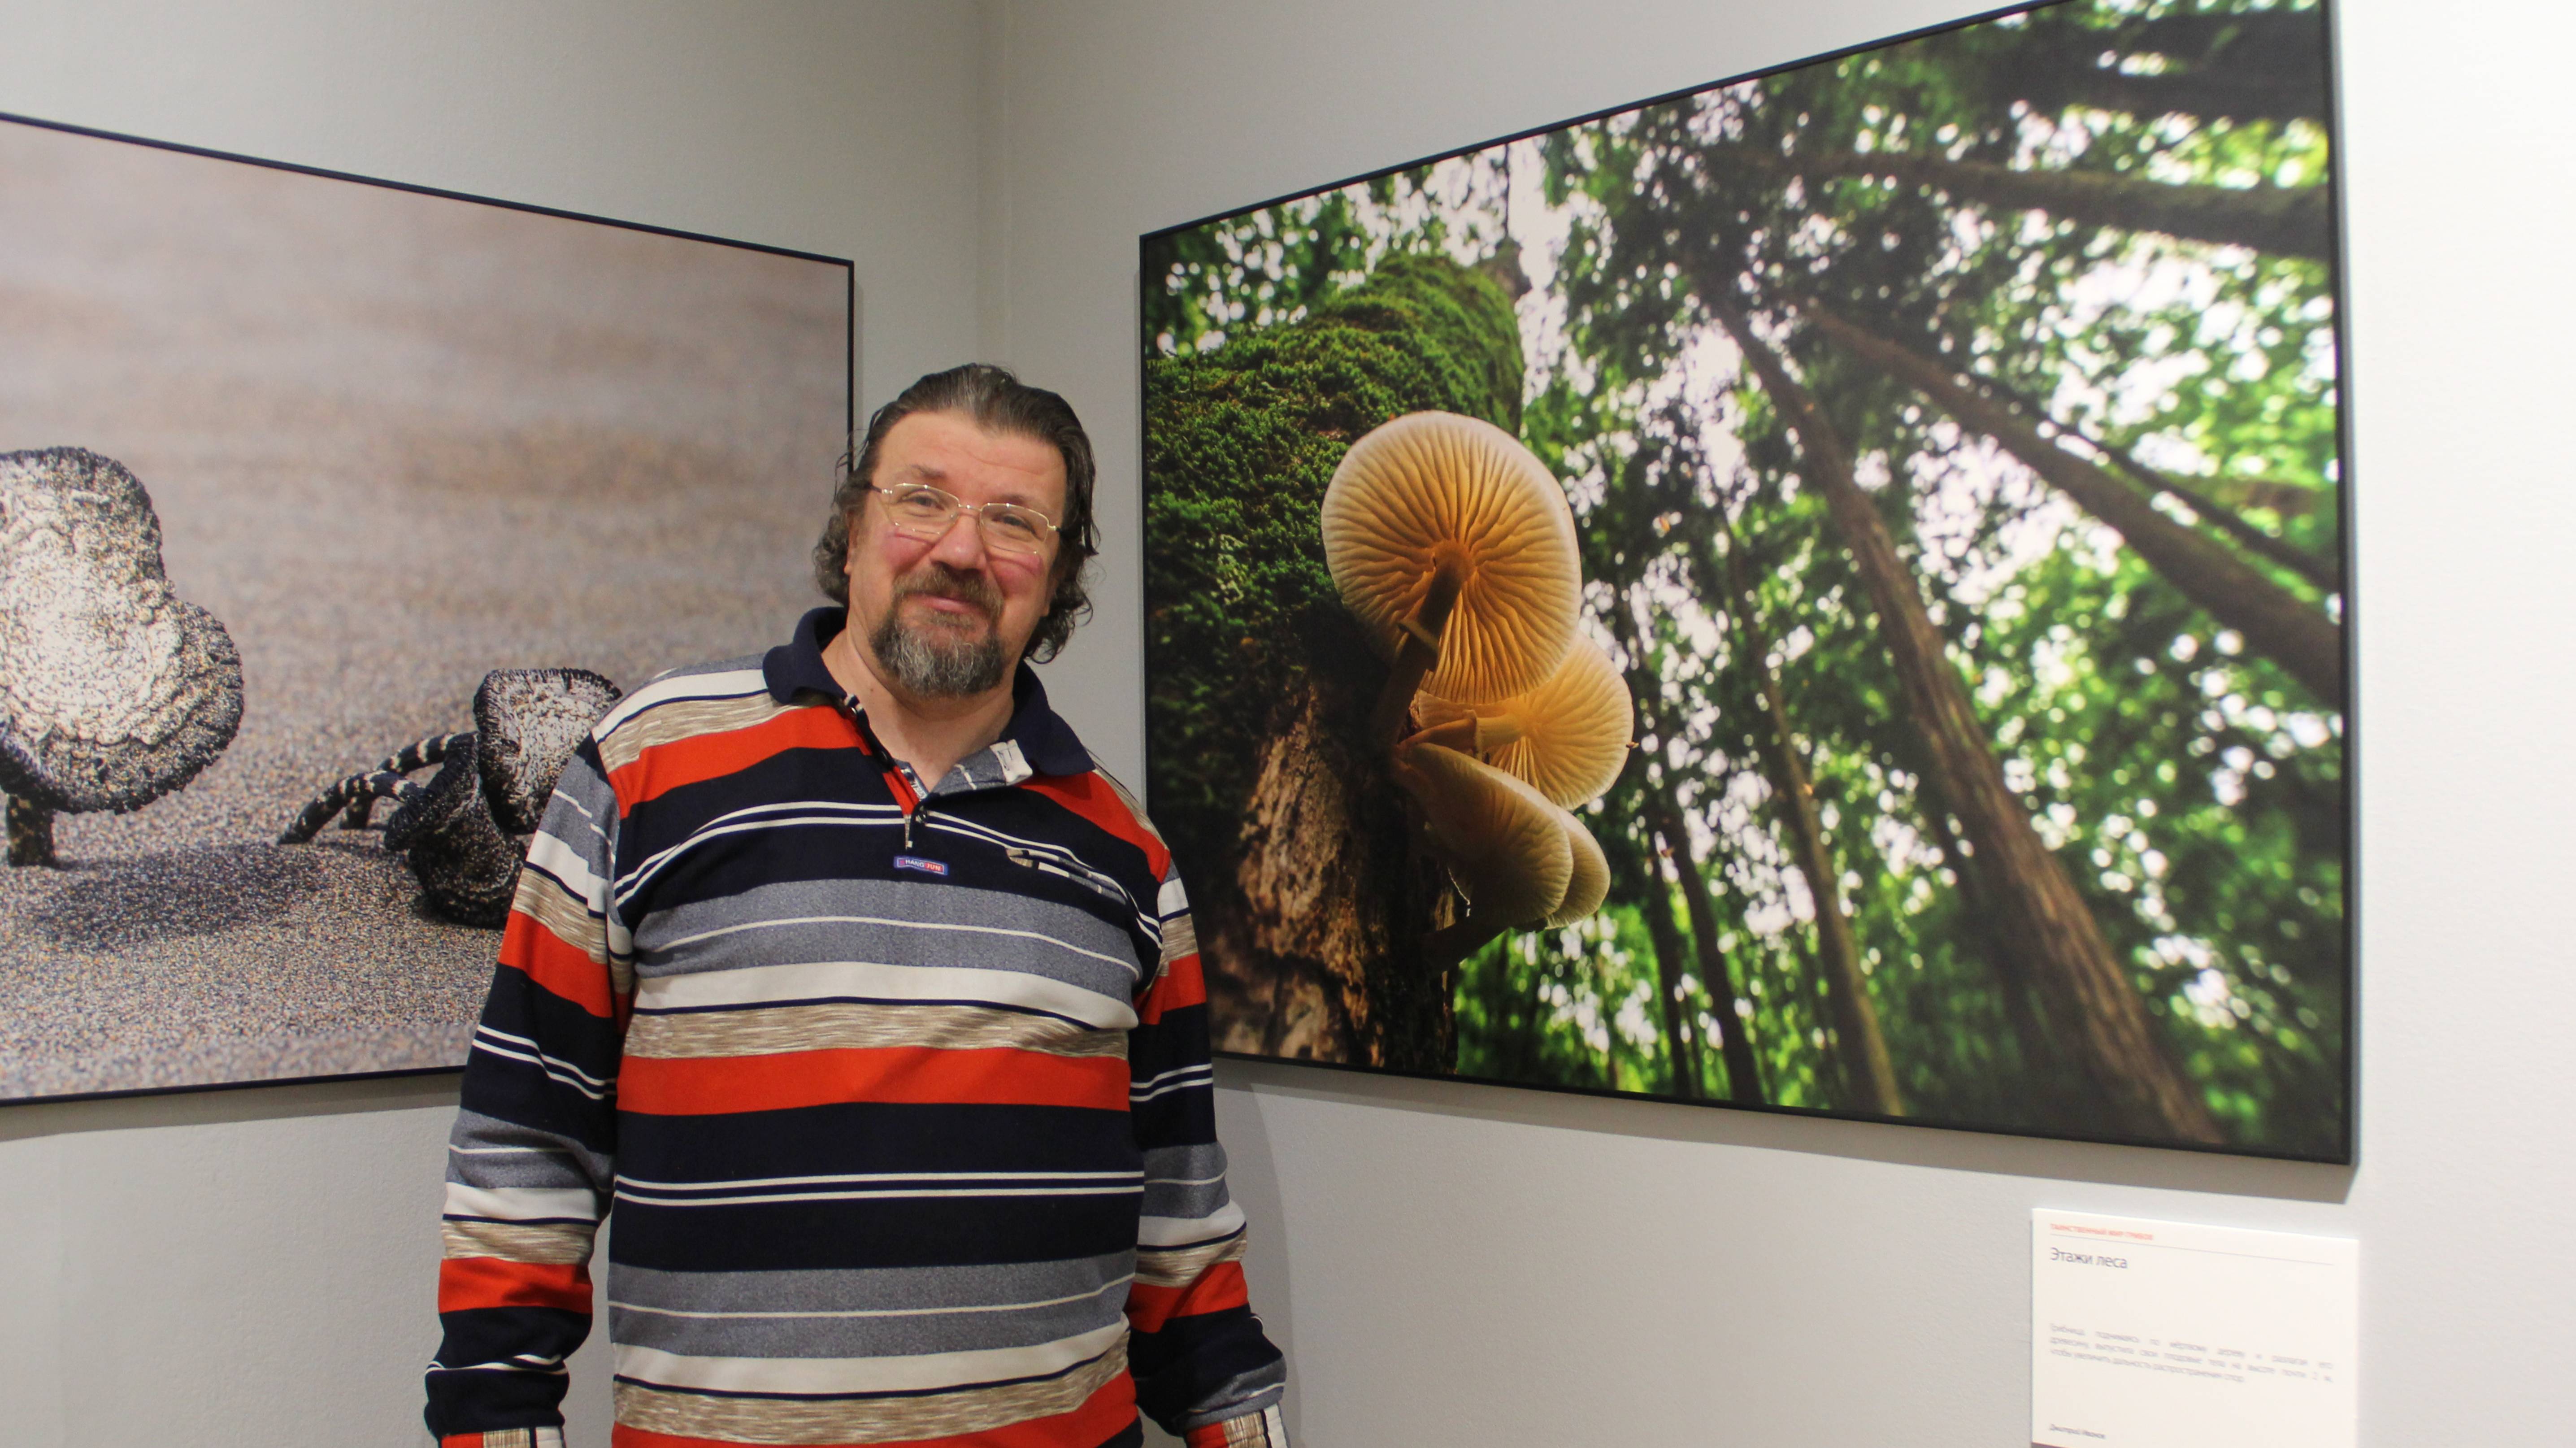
[1141,0,2350,1158]
[0,113,851,1103]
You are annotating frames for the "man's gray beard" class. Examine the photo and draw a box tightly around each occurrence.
[871,610,1007,698]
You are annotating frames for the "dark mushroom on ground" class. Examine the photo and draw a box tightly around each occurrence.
[0,447,243,867]
[280,667,619,927]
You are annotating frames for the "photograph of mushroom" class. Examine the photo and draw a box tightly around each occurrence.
[0,114,848,1102]
[1142,0,2350,1157]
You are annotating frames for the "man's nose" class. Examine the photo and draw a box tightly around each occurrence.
[926,509,990,568]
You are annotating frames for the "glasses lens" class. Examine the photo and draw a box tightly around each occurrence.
[977,506,1051,554]
[881,485,956,535]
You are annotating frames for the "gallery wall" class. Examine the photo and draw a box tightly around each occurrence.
[2,1,2571,1445]
[986,0,2576,1443]
[0,2,987,1443]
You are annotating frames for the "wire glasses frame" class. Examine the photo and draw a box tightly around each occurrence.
[865,482,1062,556]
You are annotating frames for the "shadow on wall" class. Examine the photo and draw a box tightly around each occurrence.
[0,1072,463,1146]
[1211,1058,2355,1205]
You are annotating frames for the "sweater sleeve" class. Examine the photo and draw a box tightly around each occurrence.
[1125,864,1291,1446]
[425,740,631,1446]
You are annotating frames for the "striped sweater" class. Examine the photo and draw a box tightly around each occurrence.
[427,608,1288,1448]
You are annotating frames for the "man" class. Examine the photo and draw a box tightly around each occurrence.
[426,365,1290,1448]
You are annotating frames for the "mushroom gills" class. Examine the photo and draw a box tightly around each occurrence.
[1408,637,1635,809]
[1545,820,1611,929]
[1394,742,1573,927]
[1319,411,1585,745]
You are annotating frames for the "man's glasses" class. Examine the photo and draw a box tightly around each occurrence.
[867,483,1060,556]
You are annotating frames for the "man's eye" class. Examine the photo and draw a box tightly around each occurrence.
[891,492,948,517]
[991,511,1043,539]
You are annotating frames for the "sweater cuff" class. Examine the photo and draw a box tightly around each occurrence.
[439,1429,566,1448]
[1182,1405,1290,1448]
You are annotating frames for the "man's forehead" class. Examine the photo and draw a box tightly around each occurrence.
[881,412,1064,500]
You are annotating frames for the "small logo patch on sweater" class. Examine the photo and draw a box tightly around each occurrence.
[893,855,949,877]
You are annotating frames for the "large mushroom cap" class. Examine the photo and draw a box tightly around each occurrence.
[0,448,243,813]
[1321,411,1581,704]
[473,667,623,835]
[1416,636,1633,808]
[1393,741,1575,930]
[1545,817,1610,928]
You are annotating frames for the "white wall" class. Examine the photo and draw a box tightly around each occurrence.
[0,3,985,1443]
[7,2,2574,1444]
[988,0,2576,1443]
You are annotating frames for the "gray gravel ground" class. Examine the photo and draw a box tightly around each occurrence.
[0,120,847,1100]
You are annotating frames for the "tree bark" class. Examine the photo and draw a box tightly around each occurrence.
[2002,9,2329,127]
[1785,149,2330,262]
[1803,305,2344,704]
[1223,613,1459,1071]
[1649,797,1765,1105]
[1608,817,1703,1098]
[1705,294,2223,1144]
[1698,528,1902,1115]
[1907,762,2081,1131]
[1969,371,2340,595]
[1608,593,1761,1104]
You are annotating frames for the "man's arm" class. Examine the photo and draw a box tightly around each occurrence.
[1126,865,1291,1447]
[425,741,630,1447]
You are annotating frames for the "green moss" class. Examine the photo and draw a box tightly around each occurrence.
[1142,252,1526,869]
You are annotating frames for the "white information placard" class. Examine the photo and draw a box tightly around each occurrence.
[2032,1209,2355,1448]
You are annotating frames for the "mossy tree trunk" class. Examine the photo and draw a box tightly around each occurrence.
[1143,254,1528,1070]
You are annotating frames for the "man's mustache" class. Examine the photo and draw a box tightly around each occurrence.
[891,565,1001,621]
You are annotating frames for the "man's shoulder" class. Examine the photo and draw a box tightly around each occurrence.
[1077,753,1164,846]
[591,651,789,752]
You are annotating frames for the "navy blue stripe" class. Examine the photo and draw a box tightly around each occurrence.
[1130,1305,1283,1431]
[609,1192,1141,1272]
[619,1102,1139,1180]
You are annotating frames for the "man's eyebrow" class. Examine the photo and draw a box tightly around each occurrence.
[890,463,947,483]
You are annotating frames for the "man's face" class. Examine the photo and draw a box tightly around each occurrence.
[843,410,1067,699]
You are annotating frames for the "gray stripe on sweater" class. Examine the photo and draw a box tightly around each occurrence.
[447,1109,612,1190]
[1141,1143,1234,1221]
[630,876,1143,999]
[608,1253,1136,1359]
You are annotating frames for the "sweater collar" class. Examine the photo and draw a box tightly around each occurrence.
[761,606,1091,778]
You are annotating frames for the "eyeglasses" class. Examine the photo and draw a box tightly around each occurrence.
[866,482,1061,556]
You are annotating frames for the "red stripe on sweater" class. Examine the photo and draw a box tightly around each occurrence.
[1136,951,1207,1025]
[1017,774,1170,880]
[1183,1418,1266,1448]
[499,911,617,1018]
[438,1257,593,1314]
[1124,1259,1248,1334]
[609,1366,1137,1447]
[608,705,856,813]
[620,1046,1130,1116]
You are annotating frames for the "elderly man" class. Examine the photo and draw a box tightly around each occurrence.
[426,365,1290,1448]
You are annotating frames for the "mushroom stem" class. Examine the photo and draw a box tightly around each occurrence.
[1422,913,1511,975]
[1398,718,1480,754]
[1368,555,1467,746]
[4,795,56,868]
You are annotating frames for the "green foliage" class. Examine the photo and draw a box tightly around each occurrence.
[1142,254,1526,870]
